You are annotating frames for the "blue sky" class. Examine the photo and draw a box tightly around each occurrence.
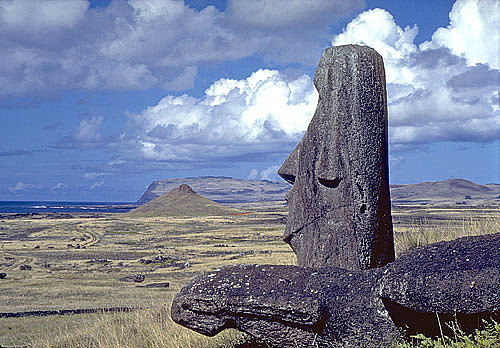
[0,0,498,202]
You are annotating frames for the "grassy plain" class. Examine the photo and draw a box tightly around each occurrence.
[0,203,499,347]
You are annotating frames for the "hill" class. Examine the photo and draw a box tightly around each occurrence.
[128,184,240,217]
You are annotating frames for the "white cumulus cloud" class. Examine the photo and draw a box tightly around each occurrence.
[420,0,499,69]
[332,0,500,148]
[247,168,258,180]
[125,69,317,164]
[260,165,281,181]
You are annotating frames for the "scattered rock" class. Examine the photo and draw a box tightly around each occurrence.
[139,255,172,264]
[229,250,254,260]
[87,258,111,264]
[134,274,145,283]
[137,282,170,288]
[0,272,7,279]
[278,44,394,270]
[119,274,146,283]
[20,265,32,271]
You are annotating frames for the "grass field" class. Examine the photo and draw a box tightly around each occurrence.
[0,204,499,347]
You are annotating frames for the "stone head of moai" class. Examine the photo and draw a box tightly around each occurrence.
[278,44,395,270]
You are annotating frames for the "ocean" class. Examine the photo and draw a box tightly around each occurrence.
[0,201,137,214]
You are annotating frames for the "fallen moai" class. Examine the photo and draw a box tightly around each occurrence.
[278,44,394,270]
[172,233,500,347]
[381,232,500,337]
[171,44,500,347]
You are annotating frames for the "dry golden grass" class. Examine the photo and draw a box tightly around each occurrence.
[0,207,292,347]
[392,206,500,256]
[1,204,499,348]
[22,298,250,348]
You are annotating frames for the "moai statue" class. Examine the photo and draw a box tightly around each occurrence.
[278,44,394,270]
[171,45,500,348]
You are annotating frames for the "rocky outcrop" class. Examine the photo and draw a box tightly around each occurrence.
[278,44,394,270]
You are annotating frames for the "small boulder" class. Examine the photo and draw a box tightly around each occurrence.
[0,272,7,279]
[20,264,32,271]
[134,274,145,283]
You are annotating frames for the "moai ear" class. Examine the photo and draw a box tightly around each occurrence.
[278,140,301,185]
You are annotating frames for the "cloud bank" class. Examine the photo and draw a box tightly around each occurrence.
[0,0,363,97]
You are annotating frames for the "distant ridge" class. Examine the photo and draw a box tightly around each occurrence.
[137,177,500,206]
[390,178,500,205]
[136,177,289,204]
[128,184,239,217]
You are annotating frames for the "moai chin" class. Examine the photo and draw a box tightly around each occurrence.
[278,44,394,270]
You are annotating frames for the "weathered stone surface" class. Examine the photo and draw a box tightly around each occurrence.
[171,264,400,348]
[278,44,394,270]
[381,232,500,336]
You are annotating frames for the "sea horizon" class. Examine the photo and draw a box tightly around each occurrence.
[0,200,137,214]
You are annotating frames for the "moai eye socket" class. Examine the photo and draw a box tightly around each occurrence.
[318,177,342,188]
[280,173,296,185]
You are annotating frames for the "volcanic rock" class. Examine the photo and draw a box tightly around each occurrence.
[171,264,400,348]
[278,44,394,270]
[381,232,500,336]
[134,274,145,283]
